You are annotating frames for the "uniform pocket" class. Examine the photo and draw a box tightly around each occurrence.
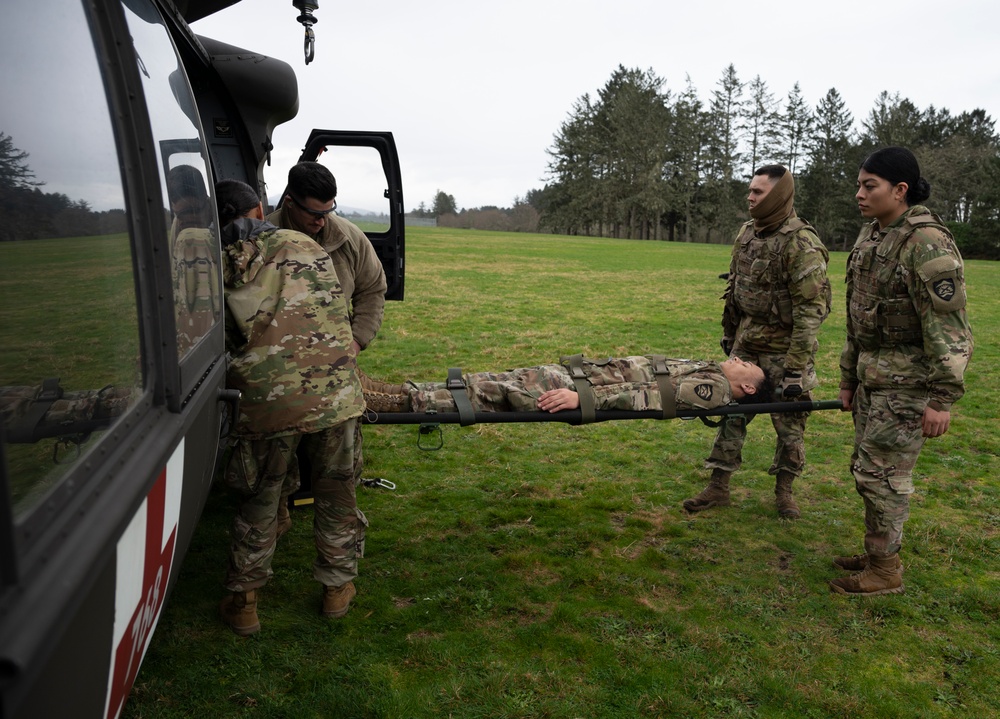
[224,439,261,495]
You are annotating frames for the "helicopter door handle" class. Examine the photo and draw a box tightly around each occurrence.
[218,389,241,439]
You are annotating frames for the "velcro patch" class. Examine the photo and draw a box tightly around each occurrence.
[695,384,713,401]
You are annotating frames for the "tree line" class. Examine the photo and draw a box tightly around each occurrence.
[537,64,999,258]
[0,132,128,242]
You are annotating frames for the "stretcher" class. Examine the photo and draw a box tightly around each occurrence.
[360,366,845,436]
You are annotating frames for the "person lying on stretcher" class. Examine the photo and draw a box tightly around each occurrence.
[360,356,769,415]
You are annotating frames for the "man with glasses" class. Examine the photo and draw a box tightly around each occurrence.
[267,161,387,535]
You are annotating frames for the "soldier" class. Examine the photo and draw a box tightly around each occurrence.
[684,165,831,519]
[216,179,366,635]
[166,165,220,354]
[830,147,973,596]
[361,356,768,415]
[267,161,387,534]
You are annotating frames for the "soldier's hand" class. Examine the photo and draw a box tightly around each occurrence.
[922,405,951,438]
[779,370,803,399]
[720,337,734,356]
[537,388,580,413]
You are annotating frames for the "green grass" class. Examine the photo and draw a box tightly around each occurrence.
[124,227,1000,718]
[1,233,140,510]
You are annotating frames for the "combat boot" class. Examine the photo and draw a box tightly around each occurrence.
[682,469,731,512]
[774,470,800,519]
[220,589,260,636]
[833,553,868,571]
[829,553,904,596]
[276,497,292,540]
[322,581,356,618]
[357,368,407,396]
[364,390,410,413]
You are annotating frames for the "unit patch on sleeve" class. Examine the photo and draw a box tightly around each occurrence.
[933,278,956,302]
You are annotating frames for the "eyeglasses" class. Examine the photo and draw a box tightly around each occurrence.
[288,194,337,217]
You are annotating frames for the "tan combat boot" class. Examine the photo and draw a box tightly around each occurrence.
[364,390,410,413]
[357,368,407,395]
[276,497,292,540]
[220,589,261,636]
[322,581,357,618]
[833,553,868,571]
[774,470,800,519]
[682,469,731,512]
[829,553,904,596]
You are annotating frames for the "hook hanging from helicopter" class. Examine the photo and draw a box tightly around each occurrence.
[292,0,320,64]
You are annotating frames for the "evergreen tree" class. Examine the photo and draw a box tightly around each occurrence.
[743,75,781,175]
[799,88,858,250]
[780,82,813,174]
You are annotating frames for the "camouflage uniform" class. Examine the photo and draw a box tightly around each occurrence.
[171,227,221,355]
[266,208,387,490]
[220,217,365,592]
[1,383,133,441]
[403,357,733,413]
[840,206,973,558]
[707,214,831,477]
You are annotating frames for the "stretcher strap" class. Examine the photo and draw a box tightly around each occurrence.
[648,355,676,419]
[446,368,476,426]
[560,354,596,424]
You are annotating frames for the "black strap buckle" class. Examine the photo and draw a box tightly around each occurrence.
[446,368,476,426]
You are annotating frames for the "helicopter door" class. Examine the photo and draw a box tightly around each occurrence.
[292,130,405,301]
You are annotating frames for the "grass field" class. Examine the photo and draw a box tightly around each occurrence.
[124,226,1000,718]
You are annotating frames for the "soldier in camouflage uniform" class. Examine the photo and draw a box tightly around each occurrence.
[684,165,831,519]
[830,147,973,597]
[1,382,133,441]
[215,180,366,635]
[167,165,221,355]
[266,161,387,533]
[361,356,766,415]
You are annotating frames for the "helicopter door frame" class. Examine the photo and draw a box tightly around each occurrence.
[293,130,405,301]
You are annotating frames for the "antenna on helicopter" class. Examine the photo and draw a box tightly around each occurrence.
[292,0,319,64]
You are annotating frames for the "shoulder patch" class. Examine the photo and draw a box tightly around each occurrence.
[695,384,714,402]
[917,253,966,312]
[932,277,956,302]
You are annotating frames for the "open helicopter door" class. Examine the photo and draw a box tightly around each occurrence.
[286,130,405,301]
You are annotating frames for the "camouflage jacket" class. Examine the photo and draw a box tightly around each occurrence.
[267,207,387,350]
[221,218,363,439]
[724,213,831,370]
[407,357,733,414]
[839,206,973,409]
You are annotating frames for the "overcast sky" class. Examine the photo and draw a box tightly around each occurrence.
[194,0,1000,212]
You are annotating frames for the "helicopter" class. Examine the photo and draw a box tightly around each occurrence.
[0,1,403,717]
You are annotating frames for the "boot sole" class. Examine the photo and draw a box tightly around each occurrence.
[682,499,730,512]
[828,582,905,596]
[322,606,351,619]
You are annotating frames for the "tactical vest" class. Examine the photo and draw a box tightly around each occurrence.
[847,209,950,350]
[732,217,811,328]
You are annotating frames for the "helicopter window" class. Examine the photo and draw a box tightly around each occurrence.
[121,4,223,359]
[304,146,394,234]
[0,0,143,518]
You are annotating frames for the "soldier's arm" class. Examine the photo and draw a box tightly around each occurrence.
[785,233,831,371]
[904,231,973,411]
[346,226,388,351]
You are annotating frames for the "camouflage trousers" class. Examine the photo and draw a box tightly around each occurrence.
[223,417,367,591]
[409,365,576,413]
[850,385,926,557]
[705,348,815,477]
